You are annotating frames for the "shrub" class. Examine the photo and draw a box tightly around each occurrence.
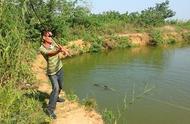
[149,30,164,45]
[66,92,79,102]
[112,36,132,48]
[89,36,104,52]
[102,109,117,124]
[82,98,97,110]
[0,86,50,124]
[182,32,190,43]
[166,38,176,44]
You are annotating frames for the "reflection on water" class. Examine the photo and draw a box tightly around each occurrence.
[63,45,190,124]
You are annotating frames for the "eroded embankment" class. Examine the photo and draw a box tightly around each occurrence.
[62,27,190,57]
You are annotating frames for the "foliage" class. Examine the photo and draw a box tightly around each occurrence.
[0,87,50,124]
[176,20,190,30]
[82,98,97,110]
[112,36,132,48]
[102,109,117,124]
[66,91,79,102]
[166,38,176,44]
[0,1,49,123]
[182,32,190,43]
[5,0,176,42]
[89,36,104,52]
[138,0,175,27]
[149,30,164,45]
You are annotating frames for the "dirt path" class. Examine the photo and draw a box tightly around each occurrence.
[32,54,104,124]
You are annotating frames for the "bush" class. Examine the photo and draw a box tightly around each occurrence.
[0,1,49,123]
[0,86,49,124]
[89,36,104,52]
[82,98,97,110]
[149,30,164,45]
[102,109,117,124]
[66,92,79,102]
[182,32,190,43]
[166,38,176,44]
[112,36,132,48]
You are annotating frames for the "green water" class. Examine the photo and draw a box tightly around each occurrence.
[63,45,190,124]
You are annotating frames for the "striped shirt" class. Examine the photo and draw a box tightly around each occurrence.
[39,41,63,75]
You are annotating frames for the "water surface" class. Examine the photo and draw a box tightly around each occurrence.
[63,45,190,124]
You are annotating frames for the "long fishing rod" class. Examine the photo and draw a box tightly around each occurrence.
[29,0,60,42]
[28,1,61,49]
[28,0,71,57]
[29,0,77,30]
[29,0,44,27]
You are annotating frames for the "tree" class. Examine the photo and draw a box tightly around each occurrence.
[138,0,175,26]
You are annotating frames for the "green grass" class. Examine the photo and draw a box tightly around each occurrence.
[102,108,117,124]
[149,29,164,45]
[66,91,79,102]
[182,32,190,43]
[0,85,50,124]
[176,21,190,30]
[82,98,97,110]
[0,2,50,122]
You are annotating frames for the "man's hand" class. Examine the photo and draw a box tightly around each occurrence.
[58,45,71,57]
[47,46,62,57]
[57,45,63,52]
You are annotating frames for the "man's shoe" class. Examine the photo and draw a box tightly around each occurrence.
[47,109,57,119]
[57,97,65,102]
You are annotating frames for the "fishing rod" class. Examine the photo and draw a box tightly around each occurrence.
[29,0,47,25]
[29,0,63,41]
[29,0,71,57]
[28,0,77,31]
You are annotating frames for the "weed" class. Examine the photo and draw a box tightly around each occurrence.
[149,29,164,45]
[112,36,132,48]
[182,32,190,43]
[166,38,176,44]
[82,98,97,110]
[102,108,117,124]
[66,92,79,102]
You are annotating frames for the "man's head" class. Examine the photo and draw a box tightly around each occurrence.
[43,31,52,37]
[42,30,53,43]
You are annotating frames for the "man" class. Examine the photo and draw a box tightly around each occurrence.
[39,30,69,119]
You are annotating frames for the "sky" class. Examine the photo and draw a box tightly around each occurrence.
[88,0,190,20]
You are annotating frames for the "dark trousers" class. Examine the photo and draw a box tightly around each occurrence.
[48,68,64,111]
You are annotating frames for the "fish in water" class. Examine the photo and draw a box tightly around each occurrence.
[93,84,100,87]
[93,84,116,91]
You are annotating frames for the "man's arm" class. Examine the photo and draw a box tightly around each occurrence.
[58,45,71,57]
[51,39,71,57]
[40,34,64,57]
[47,46,62,57]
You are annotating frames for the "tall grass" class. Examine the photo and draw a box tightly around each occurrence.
[0,1,48,123]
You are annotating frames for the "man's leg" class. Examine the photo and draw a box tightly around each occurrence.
[47,74,60,118]
[57,68,64,102]
[57,68,64,90]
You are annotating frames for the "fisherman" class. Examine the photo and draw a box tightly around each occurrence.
[39,30,69,119]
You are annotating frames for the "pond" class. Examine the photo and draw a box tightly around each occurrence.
[63,44,190,124]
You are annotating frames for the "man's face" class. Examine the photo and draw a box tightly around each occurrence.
[43,32,53,44]
[44,32,50,37]
[48,32,52,37]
